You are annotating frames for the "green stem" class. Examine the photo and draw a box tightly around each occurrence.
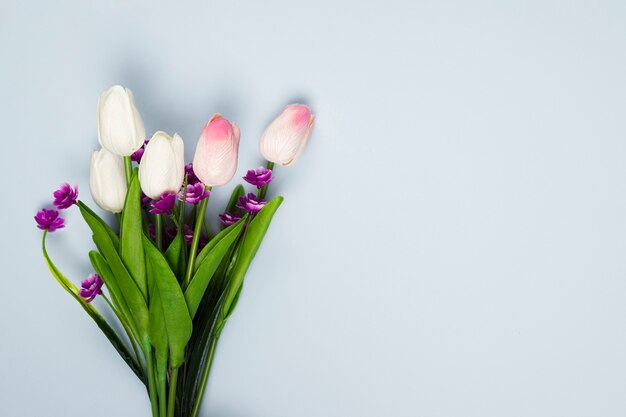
[158,370,167,417]
[203,218,212,240]
[102,294,144,371]
[155,214,163,251]
[183,188,210,288]
[167,367,179,417]
[124,156,133,186]
[145,347,160,417]
[259,161,274,199]
[190,337,219,417]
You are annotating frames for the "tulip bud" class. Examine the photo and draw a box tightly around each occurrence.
[259,104,314,166]
[138,131,185,199]
[192,114,240,186]
[89,148,128,213]
[97,85,146,156]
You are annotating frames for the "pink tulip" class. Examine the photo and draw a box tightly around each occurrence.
[259,104,315,166]
[192,114,240,186]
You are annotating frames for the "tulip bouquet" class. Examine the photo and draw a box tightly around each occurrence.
[35,85,314,417]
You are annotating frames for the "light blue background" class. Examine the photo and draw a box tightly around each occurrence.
[2,1,626,416]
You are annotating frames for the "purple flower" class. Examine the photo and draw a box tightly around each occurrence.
[131,139,150,163]
[182,224,194,244]
[148,224,156,240]
[79,273,104,303]
[52,183,78,209]
[219,211,242,227]
[185,163,200,185]
[149,192,176,215]
[237,193,267,214]
[34,208,65,232]
[179,183,210,205]
[243,167,273,189]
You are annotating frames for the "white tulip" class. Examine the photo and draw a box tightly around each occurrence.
[89,148,127,213]
[138,131,185,199]
[97,85,146,156]
[259,104,315,166]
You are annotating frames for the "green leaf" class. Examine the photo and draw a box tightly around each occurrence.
[77,200,120,250]
[225,184,245,214]
[194,214,247,273]
[143,235,193,368]
[79,201,149,344]
[41,233,144,382]
[165,232,184,277]
[184,218,245,318]
[220,196,283,318]
[89,251,136,336]
[148,285,169,374]
[120,170,147,299]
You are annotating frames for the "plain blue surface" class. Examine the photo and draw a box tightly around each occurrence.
[2,1,626,416]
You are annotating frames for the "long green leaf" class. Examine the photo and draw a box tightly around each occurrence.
[79,201,149,344]
[120,170,147,299]
[225,184,245,213]
[89,251,137,338]
[184,218,245,318]
[143,235,192,368]
[182,197,284,416]
[77,201,120,250]
[41,233,144,382]
[165,231,184,277]
[219,196,283,319]
[148,284,169,374]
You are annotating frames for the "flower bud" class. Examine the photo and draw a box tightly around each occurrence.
[259,104,314,166]
[192,114,240,186]
[97,85,146,156]
[138,131,185,199]
[89,148,127,213]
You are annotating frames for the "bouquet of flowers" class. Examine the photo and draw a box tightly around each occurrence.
[35,85,314,417]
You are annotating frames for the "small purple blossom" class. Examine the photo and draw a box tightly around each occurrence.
[34,208,65,232]
[243,167,273,189]
[182,224,194,244]
[179,183,210,205]
[149,192,176,215]
[237,193,266,215]
[79,273,104,303]
[131,140,150,163]
[185,163,200,185]
[52,183,78,209]
[219,211,243,227]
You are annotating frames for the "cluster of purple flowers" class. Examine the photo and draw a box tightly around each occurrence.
[36,165,276,304]
[217,167,273,226]
[36,183,104,303]
[34,183,78,232]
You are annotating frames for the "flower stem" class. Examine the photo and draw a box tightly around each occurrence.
[158,370,167,417]
[189,336,219,417]
[123,156,133,186]
[183,187,210,289]
[259,161,274,199]
[145,347,160,417]
[167,367,179,417]
[155,214,163,251]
